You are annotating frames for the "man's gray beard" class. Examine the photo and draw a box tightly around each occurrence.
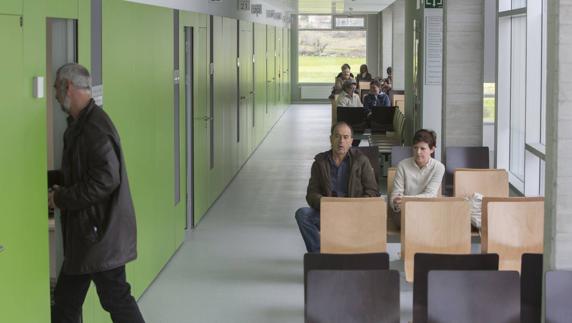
[59,97,71,114]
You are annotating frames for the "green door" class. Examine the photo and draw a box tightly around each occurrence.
[0,14,50,322]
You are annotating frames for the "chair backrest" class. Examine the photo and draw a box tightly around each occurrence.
[356,146,380,186]
[336,107,368,132]
[320,197,387,254]
[413,253,499,323]
[481,197,544,271]
[358,80,370,90]
[392,93,405,113]
[303,253,390,304]
[306,270,400,323]
[546,270,572,323]
[390,146,411,166]
[370,106,396,133]
[428,270,520,323]
[445,146,490,194]
[387,167,396,196]
[453,168,509,198]
[331,95,339,125]
[401,197,471,282]
[521,253,543,323]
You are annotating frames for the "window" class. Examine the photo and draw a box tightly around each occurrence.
[496,0,546,196]
[297,14,367,83]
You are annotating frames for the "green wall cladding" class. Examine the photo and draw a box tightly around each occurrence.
[0,0,290,320]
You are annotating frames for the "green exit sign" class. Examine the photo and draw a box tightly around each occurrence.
[425,0,443,8]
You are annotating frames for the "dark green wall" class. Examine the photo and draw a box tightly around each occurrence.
[0,0,290,322]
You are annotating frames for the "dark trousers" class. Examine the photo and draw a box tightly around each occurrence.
[52,265,145,323]
[295,207,321,253]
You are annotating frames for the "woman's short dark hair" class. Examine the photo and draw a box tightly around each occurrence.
[341,63,351,71]
[370,79,381,88]
[413,129,437,149]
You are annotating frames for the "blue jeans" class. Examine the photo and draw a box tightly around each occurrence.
[295,207,321,252]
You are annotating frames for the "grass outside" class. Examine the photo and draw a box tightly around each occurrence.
[299,56,365,83]
[483,97,495,123]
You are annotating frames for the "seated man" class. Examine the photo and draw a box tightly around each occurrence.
[335,79,362,107]
[295,122,380,252]
[363,79,390,111]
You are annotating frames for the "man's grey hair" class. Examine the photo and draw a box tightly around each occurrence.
[56,63,92,92]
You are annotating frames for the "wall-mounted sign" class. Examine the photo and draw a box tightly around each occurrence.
[238,0,250,11]
[266,9,274,18]
[251,4,262,15]
[209,0,222,3]
[425,0,443,8]
[273,12,281,20]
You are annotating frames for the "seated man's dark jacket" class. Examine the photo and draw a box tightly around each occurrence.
[54,99,137,274]
[306,148,380,210]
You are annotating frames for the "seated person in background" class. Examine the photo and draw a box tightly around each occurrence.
[389,129,445,228]
[295,122,380,252]
[335,79,363,107]
[363,79,391,111]
[332,65,354,96]
[382,66,393,95]
[356,64,373,84]
[335,63,354,79]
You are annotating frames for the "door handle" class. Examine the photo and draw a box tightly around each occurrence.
[240,96,247,100]
[0,245,4,253]
[202,116,213,121]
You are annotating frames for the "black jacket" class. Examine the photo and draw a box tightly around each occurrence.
[306,148,380,210]
[54,99,137,274]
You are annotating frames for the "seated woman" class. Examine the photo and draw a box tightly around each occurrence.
[363,80,390,111]
[389,129,445,227]
[356,64,373,83]
[335,63,354,79]
[335,79,362,107]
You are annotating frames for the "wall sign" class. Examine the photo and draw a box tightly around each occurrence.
[273,12,281,20]
[238,0,250,11]
[251,4,262,15]
[425,0,443,8]
[266,9,274,18]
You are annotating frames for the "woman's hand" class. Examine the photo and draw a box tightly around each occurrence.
[392,193,403,211]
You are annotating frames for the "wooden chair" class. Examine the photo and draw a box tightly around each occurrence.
[330,94,339,125]
[306,269,400,323]
[401,197,471,282]
[320,197,387,254]
[413,253,499,323]
[546,270,572,323]
[358,81,370,91]
[453,168,509,198]
[303,253,390,304]
[481,197,544,272]
[444,146,489,195]
[392,93,405,114]
[428,270,520,323]
[521,253,543,323]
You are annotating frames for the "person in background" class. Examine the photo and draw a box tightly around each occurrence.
[332,65,354,96]
[335,79,362,107]
[382,66,393,95]
[356,64,373,84]
[335,63,354,79]
[389,129,445,228]
[48,63,145,323]
[294,122,379,252]
[363,79,391,112]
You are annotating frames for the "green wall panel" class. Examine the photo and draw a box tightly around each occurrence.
[0,0,22,15]
[0,14,50,323]
[254,23,267,145]
[47,0,77,19]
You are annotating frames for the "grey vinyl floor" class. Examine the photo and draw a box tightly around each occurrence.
[138,104,417,323]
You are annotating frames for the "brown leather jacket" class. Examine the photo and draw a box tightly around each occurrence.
[306,148,380,210]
